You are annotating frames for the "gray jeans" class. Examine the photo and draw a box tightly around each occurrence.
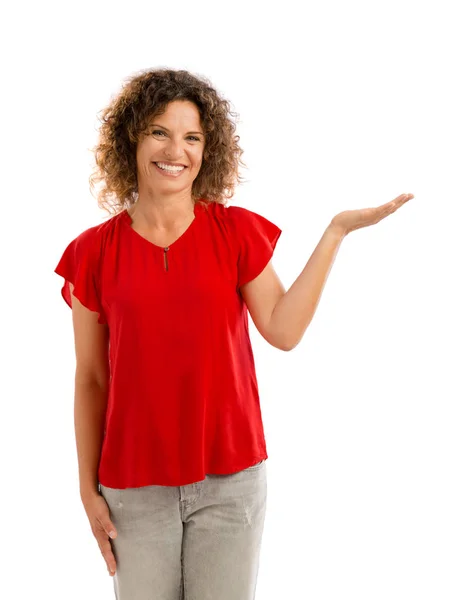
[99,459,267,600]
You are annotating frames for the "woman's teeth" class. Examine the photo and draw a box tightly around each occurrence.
[155,162,185,172]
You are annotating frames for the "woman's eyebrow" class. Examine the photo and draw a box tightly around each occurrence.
[149,123,204,135]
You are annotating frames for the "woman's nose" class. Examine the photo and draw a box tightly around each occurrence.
[164,138,184,158]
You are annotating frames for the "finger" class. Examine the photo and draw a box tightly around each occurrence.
[375,203,398,222]
[100,512,117,573]
[97,531,117,575]
[383,193,413,212]
[104,521,117,539]
[394,193,414,206]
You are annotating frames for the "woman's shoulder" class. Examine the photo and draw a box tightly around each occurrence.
[212,201,263,221]
[203,199,253,221]
[72,210,123,245]
[209,201,267,231]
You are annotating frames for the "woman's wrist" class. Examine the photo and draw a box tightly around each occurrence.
[327,220,348,240]
[80,480,101,501]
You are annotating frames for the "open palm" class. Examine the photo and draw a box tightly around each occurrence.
[331,193,414,236]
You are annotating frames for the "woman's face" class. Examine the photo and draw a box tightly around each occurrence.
[136,100,206,196]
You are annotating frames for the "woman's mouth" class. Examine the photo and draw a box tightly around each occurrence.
[153,162,187,177]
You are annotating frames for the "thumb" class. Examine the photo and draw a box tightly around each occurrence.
[103,520,117,538]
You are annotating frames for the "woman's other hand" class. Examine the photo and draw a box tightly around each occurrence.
[82,492,118,577]
[330,193,414,237]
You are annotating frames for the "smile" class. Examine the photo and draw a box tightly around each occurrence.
[153,162,187,177]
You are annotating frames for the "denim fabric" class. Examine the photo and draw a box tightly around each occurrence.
[99,459,267,599]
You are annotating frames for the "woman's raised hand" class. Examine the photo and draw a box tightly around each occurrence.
[330,193,414,237]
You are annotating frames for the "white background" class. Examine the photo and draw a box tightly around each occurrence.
[2,1,449,598]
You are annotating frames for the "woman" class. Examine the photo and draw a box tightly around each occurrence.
[54,68,413,600]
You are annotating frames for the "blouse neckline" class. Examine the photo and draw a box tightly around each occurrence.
[121,201,204,250]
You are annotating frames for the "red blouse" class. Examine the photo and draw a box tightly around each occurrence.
[54,199,282,488]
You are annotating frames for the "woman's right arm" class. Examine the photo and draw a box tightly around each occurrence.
[69,282,110,504]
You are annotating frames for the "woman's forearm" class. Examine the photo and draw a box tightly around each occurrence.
[270,223,346,350]
[74,377,109,502]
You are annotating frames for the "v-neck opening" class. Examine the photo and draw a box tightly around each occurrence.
[122,201,203,249]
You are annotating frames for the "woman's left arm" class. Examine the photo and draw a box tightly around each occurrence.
[241,193,414,351]
[268,223,346,351]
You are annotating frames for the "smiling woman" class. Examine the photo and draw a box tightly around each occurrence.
[55,67,282,600]
[88,68,247,215]
[132,99,206,201]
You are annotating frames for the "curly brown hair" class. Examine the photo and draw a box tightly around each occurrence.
[88,68,248,216]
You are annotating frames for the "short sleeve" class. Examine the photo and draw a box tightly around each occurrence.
[228,206,282,288]
[54,228,107,324]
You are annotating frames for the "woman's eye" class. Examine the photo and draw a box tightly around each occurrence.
[152,130,200,142]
